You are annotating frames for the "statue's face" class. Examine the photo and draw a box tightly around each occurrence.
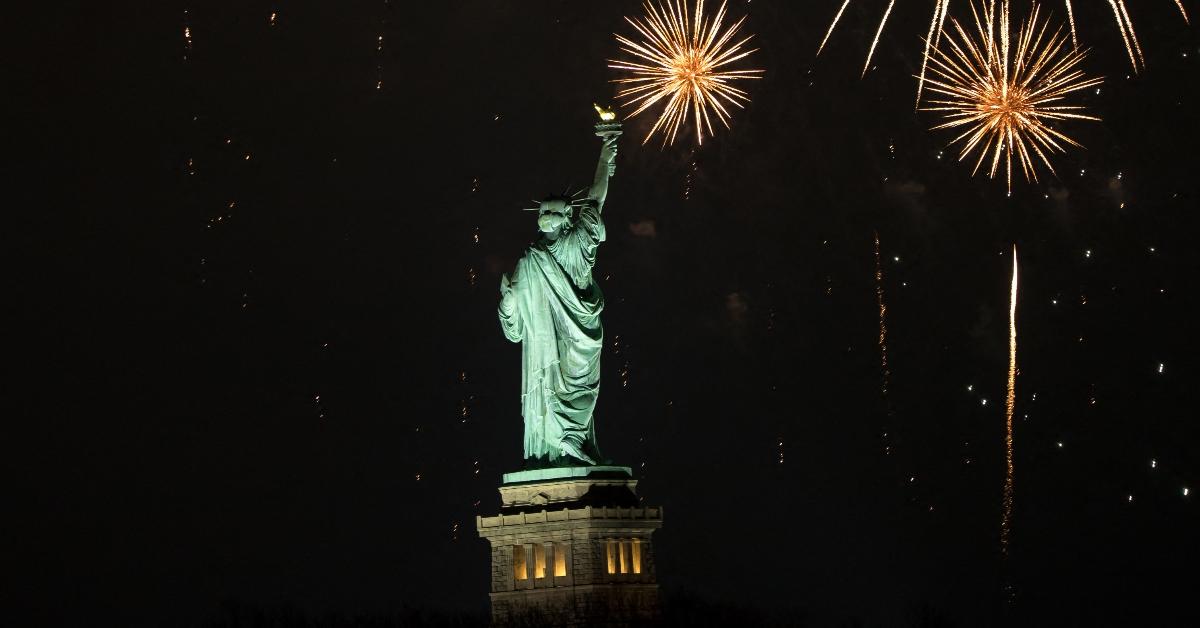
[537,199,571,236]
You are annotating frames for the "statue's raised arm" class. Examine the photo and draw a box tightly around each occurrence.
[590,105,623,211]
[589,134,619,210]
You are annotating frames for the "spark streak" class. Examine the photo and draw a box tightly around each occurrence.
[610,0,763,146]
[1111,0,1145,71]
[817,0,852,56]
[917,0,952,107]
[1070,0,1189,71]
[863,0,897,77]
[1002,244,1018,555]
[1065,0,1077,48]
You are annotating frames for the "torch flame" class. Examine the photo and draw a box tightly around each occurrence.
[594,104,617,122]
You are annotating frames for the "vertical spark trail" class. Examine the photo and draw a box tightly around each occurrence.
[873,231,891,397]
[917,0,951,107]
[863,0,897,77]
[1065,0,1078,48]
[1001,244,1018,555]
[1176,0,1190,24]
[182,10,193,61]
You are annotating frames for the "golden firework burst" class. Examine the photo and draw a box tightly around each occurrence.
[609,0,763,146]
[921,1,1103,193]
[819,1,1185,106]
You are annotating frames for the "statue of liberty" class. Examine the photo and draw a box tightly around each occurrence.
[498,110,621,468]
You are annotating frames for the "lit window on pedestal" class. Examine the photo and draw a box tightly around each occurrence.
[631,538,642,574]
[554,542,568,577]
[619,540,630,574]
[513,545,528,581]
[606,540,617,574]
[534,544,547,579]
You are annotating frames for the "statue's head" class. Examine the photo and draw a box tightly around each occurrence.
[536,196,574,238]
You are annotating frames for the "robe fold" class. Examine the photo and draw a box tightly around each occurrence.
[499,201,605,465]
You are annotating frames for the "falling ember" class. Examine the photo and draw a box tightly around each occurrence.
[921,1,1103,193]
[182,15,193,61]
[873,231,891,397]
[1001,244,1018,556]
[609,0,763,146]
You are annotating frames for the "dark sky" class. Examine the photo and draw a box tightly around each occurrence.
[12,1,1200,626]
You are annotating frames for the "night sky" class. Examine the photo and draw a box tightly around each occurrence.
[12,1,1200,626]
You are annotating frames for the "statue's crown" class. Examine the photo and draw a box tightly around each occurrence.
[523,188,588,214]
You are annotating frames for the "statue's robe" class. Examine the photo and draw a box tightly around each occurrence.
[498,201,605,465]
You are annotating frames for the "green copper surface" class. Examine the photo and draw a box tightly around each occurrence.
[499,120,621,468]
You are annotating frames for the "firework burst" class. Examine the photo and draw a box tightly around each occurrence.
[609,0,763,146]
[818,1,1185,104]
[920,1,1103,193]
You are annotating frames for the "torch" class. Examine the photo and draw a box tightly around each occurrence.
[593,104,622,139]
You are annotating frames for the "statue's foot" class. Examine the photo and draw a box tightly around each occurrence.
[560,439,596,466]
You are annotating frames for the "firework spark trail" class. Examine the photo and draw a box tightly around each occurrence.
[917,0,952,107]
[817,0,852,56]
[1065,0,1078,48]
[873,231,891,398]
[921,0,1103,193]
[1109,0,1145,70]
[863,0,898,77]
[1001,245,1018,556]
[610,0,763,146]
[1072,0,1188,69]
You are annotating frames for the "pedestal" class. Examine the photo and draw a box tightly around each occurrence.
[477,466,663,625]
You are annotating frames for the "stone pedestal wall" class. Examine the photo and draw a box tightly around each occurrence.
[477,470,663,625]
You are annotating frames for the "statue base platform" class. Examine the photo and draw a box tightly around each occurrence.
[499,466,636,512]
[477,466,662,625]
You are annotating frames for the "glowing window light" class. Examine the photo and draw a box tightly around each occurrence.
[534,544,546,579]
[619,540,630,574]
[513,545,528,581]
[632,538,642,575]
[554,542,567,577]
[606,540,616,575]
